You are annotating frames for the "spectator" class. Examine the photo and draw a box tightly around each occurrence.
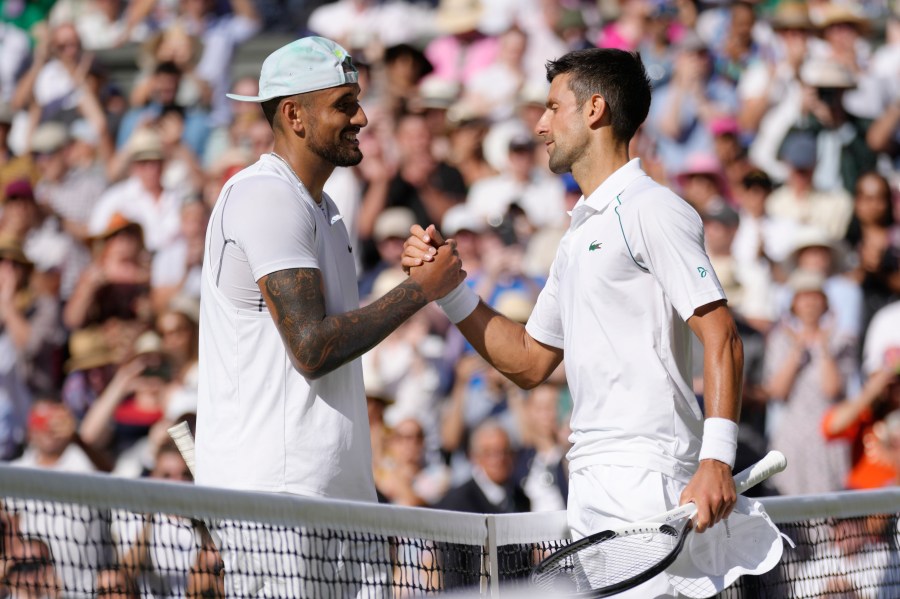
[862,300,900,377]
[130,26,210,111]
[60,326,121,422]
[512,382,569,512]
[358,207,416,300]
[375,415,451,507]
[674,152,731,213]
[843,171,900,338]
[767,131,854,239]
[63,215,151,331]
[647,29,739,175]
[150,200,208,312]
[93,566,139,599]
[91,128,184,253]
[823,347,900,490]
[1,535,61,599]
[436,419,528,513]
[424,0,500,89]
[764,269,855,495]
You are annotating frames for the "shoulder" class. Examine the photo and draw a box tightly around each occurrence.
[623,179,700,224]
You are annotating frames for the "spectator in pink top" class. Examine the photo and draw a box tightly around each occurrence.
[424,0,499,88]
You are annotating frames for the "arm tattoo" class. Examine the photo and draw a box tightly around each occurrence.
[261,268,429,378]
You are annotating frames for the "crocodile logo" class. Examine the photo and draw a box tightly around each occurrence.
[589,241,602,252]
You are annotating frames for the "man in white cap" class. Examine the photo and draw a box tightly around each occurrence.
[195,36,464,597]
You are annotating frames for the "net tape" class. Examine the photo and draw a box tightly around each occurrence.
[1,465,899,598]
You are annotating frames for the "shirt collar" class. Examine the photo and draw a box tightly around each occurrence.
[573,157,647,215]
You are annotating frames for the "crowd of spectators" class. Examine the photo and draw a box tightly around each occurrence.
[0,0,899,594]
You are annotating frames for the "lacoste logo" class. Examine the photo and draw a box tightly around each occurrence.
[697,267,708,278]
[589,241,602,252]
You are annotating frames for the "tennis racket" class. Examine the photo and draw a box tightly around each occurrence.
[530,450,787,597]
[167,422,224,551]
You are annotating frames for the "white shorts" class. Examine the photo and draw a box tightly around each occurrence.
[568,464,687,598]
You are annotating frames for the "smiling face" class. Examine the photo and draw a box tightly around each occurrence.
[535,73,590,175]
[301,84,368,167]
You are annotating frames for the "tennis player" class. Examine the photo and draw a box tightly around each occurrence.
[405,48,745,597]
[194,36,464,597]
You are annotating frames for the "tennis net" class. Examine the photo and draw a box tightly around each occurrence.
[1,464,899,598]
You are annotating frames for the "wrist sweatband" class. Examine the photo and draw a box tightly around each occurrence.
[698,417,738,468]
[436,282,479,324]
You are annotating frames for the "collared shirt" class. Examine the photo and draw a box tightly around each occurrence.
[526,158,726,479]
[88,177,184,252]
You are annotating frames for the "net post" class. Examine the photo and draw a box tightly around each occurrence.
[486,514,501,598]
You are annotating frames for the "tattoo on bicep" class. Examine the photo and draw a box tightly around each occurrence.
[262,269,429,375]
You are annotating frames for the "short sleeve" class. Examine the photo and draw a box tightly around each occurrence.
[225,176,319,281]
[526,251,565,349]
[624,191,726,321]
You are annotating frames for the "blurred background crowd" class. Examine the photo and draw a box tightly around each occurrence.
[0,0,898,527]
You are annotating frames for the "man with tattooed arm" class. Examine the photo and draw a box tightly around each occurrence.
[194,37,463,597]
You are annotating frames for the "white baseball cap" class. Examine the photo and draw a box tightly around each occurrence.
[226,36,358,103]
[665,496,787,598]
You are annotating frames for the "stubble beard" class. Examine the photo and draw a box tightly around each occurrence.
[308,131,363,167]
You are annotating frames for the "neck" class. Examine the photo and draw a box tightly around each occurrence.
[272,142,335,203]
[571,140,631,198]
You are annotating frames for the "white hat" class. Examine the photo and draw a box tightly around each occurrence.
[666,496,786,598]
[800,60,856,89]
[226,36,358,103]
[31,122,69,154]
[442,204,486,236]
[373,207,416,242]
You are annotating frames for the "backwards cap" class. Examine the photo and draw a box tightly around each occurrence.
[227,36,358,103]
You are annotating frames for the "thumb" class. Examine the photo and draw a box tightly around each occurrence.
[426,224,446,247]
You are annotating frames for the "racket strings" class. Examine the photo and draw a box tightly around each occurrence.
[532,527,684,594]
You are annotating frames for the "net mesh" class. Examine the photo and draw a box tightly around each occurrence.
[2,465,900,598]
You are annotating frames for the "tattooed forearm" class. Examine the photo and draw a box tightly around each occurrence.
[261,268,429,379]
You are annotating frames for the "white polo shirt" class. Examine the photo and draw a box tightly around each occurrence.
[526,159,726,480]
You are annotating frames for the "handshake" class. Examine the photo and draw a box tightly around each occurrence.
[401,224,468,304]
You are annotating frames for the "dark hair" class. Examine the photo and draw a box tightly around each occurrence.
[844,171,896,246]
[261,94,312,129]
[545,48,652,142]
[154,60,182,77]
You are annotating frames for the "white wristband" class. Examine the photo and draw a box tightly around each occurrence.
[698,417,738,468]
[436,282,479,324]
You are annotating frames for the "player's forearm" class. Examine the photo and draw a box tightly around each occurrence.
[456,303,560,389]
[700,321,743,422]
[265,271,428,379]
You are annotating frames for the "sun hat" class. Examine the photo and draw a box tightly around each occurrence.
[0,236,33,267]
[126,128,165,162]
[800,60,856,89]
[787,268,827,294]
[89,213,144,244]
[65,327,119,372]
[442,204,486,236]
[666,496,787,598]
[373,207,416,242]
[226,36,358,103]
[436,0,484,35]
[770,2,815,30]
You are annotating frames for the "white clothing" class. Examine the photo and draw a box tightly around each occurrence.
[307,0,435,49]
[862,301,900,375]
[0,23,30,105]
[33,59,81,111]
[88,178,184,252]
[195,154,376,502]
[11,446,104,597]
[150,237,203,299]
[111,512,199,598]
[567,464,686,597]
[526,158,725,480]
[466,171,566,229]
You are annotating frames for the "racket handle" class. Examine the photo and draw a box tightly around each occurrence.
[733,450,786,493]
[167,421,196,477]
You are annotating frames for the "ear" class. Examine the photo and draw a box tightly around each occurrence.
[585,93,608,129]
[280,98,306,136]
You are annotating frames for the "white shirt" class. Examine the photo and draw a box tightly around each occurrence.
[195,155,376,501]
[89,178,184,252]
[466,171,566,228]
[526,159,725,479]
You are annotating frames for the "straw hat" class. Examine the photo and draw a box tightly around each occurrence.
[126,127,164,162]
[770,2,815,30]
[373,208,416,242]
[0,236,33,268]
[814,3,870,30]
[65,327,119,372]
[783,225,847,273]
[436,0,484,34]
[800,60,856,89]
[787,268,827,294]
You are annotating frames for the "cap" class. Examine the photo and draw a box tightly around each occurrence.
[778,132,817,170]
[800,60,856,89]
[666,496,785,598]
[373,207,416,242]
[741,168,773,191]
[709,115,739,137]
[31,122,69,154]
[65,327,119,372]
[703,200,740,228]
[90,213,144,244]
[436,0,484,35]
[226,36,358,103]
[787,268,827,294]
[127,128,165,162]
[675,153,728,193]
[4,179,34,202]
[442,204,486,236]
